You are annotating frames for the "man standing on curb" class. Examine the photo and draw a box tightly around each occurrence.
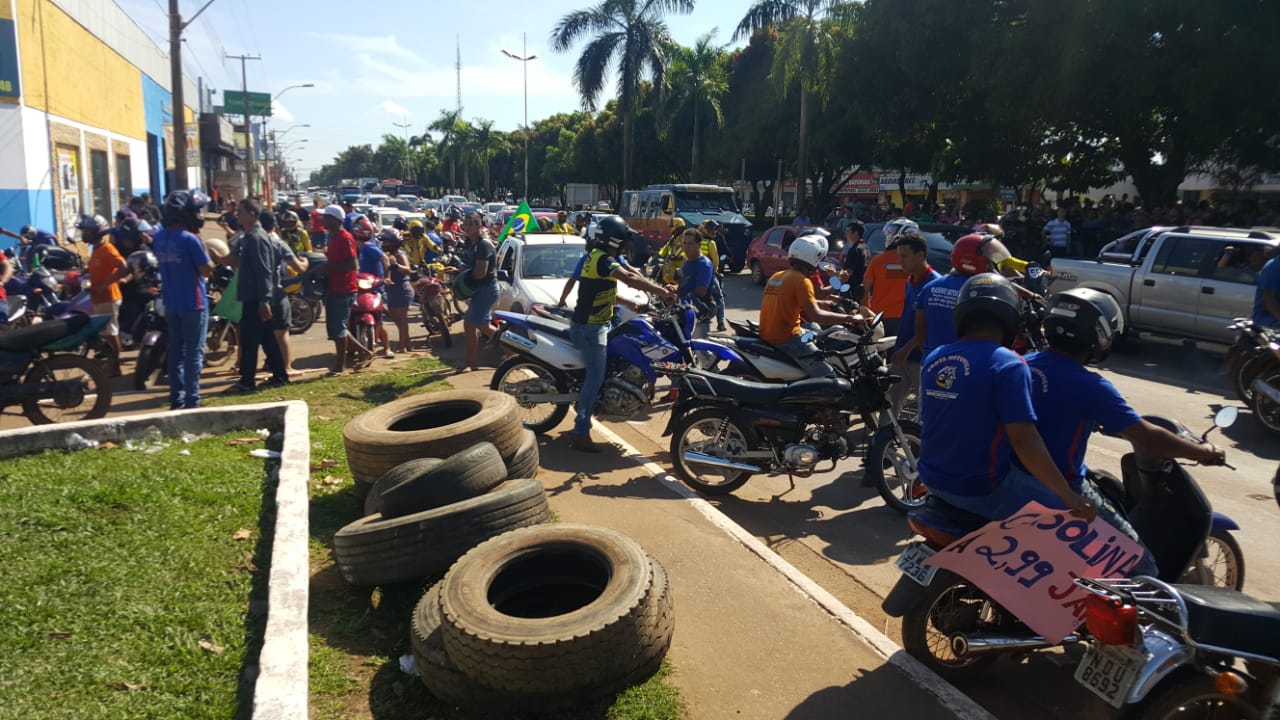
[230,198,289,393]
[154,191,215,410]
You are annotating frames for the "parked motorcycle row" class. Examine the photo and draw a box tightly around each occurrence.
[1227,318,1280,436]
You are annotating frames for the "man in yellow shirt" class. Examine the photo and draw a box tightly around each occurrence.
[760,234,865,378]
[402,220,440,267]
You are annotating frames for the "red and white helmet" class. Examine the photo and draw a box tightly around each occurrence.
[951,233,1012,276]
[352,215,374,241]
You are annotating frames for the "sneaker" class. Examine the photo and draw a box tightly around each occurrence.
[226,382,256,395]
[382,349,395,359]
[568,433,604,453]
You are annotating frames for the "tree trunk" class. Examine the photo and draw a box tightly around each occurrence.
[449,158,456,192]
[897,169,907,208]
[622,110,634,190]
[796,90,809,210]
[691,101,700,179]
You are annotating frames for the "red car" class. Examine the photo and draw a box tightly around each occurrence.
[745,225,842,285]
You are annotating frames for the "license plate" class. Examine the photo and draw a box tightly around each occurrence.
[1073,642,1144,708]
[894,542,937,586]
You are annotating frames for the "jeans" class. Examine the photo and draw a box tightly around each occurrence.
[710,275,725,326]
[239,300,286,388]
[570,322,609,436]
[775,333,835,378]
[166,308,208,409]
[325,293,355,340]
[929,466,1159,577]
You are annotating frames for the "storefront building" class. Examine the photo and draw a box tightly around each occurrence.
[0,0,199,247]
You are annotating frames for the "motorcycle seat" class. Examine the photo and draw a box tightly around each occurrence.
[734,337,798,364]
[0,315,86,352]
[683,370,850,405]
[907,496,988,550]
[1175,584,1280,661]
[526,316,573,340]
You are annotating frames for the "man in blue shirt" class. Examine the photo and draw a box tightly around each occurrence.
[1023,288,1225,575]
[887,230,940,415]
[911,232,1013,360]
[153,191,215,410]
[1253,253,1280,327]
[919,273,1094,521]
[677,229,716,339]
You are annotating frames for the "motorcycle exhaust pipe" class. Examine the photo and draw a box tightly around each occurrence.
[1252,377,1280,405]
[951,632,1080,657]
[681,451,762,473]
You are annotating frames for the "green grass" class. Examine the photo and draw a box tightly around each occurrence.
[188,358,685,719]
[0,434,273,720]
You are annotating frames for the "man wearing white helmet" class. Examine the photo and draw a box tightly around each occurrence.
[863,218,918,336]
[759,234,865,378]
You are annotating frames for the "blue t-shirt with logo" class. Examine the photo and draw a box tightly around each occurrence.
[916,272,969,356]
[152,227,210,312]
[358,240,386,278]
[919,339,1037,496]
[894,267,942,360]
[1024,350,1142,487]
[678,255,714,302]
[1254,256,1280,327]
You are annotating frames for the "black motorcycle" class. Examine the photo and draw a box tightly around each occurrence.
[662,313,911,496]
[0,313,113,424]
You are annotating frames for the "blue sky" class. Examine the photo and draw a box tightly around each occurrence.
[115,0,751,180]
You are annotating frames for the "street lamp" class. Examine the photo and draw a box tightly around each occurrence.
[501,35,537,202]
[273,83,314,102]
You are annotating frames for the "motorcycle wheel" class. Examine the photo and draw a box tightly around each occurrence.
[1133,672,1263,720]
[433,308,453,348]
[22,354,112,425]
[1234,350,1275,404]
[1180,530,1246,591]
[204,321,239,369]
[490,356,570,434]
[356,324,376,356]
[865,420,926,515]
[134,344,156,390]
[668,408,755,495]
[1248,370,1280,436]
[288,295,315,335]
[901,574,999,680]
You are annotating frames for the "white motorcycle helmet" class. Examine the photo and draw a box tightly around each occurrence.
[882,218,920,248]
[788,234,829,269]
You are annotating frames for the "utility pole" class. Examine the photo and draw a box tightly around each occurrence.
[224,52,261,198]
[392,114,413,180]
[501,35,536,202]
[167,0,219,191]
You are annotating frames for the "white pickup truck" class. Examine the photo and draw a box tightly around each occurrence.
[1047,225,1279,345]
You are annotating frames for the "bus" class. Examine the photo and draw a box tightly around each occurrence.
[618,184,753,271]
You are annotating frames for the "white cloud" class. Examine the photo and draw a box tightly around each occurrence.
[272,100,295,122]
[380,100,411,118]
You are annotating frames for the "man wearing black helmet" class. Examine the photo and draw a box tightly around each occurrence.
[918,273,1096,522]
[153,190,215,409]
[567,215,675,452]
[1017,288,1226,575]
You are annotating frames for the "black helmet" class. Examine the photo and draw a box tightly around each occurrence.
[446,205,463,220]
[953,273,1021,347]
[18,225,36,239]
[392,215,408,230]
[594,214,636,253]
[1043,288,1123,363]
[161,190,208,230]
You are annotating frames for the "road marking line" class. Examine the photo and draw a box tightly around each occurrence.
[593,421,999,720]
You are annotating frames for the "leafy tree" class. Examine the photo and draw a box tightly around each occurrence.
[664,31,730,178]
[429,108,466,192]
[735,0,855,211]
[551,0,694,190]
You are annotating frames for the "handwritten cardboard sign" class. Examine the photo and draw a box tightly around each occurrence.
[924,501,1145,643]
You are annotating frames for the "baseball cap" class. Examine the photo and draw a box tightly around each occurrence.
[322,205,345,220]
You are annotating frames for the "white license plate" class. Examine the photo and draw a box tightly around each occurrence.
[894,542,937,586]
[1073,642,1144,708]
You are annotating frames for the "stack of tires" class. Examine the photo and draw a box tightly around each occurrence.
[335,391,545,586]
[411,524,675,713]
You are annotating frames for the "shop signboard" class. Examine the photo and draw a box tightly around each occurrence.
[0,19,19,98]
[223,91,272,117]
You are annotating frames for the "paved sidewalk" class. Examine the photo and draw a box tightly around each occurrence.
[443,368,988,720]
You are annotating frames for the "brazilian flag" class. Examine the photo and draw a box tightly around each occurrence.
[496,200,536,243]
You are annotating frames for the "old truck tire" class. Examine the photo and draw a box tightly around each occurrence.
[379,442,507,519]
[343,389,523,496]
[411,583,494,709]
[504,429,540,480]
[363,458,442,516]
[333,479,550,587]
[439,524,673,704]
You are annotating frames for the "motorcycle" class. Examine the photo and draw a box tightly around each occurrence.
[661,314,920,497]
[1071,574,1279,719]
[204,264,239,369]
[1238,325,1280,436]
[0,313,113,424]
[882,408,1248,680]
[413,263,453,348]
[283,252,327,335]
[132,293,168,391]
[347,273,386,354]
[1226,319,1278,406]
[489,299,743,434]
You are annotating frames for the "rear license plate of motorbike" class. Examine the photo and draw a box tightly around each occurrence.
[894,542,937,586]
[1073,642,1143,708]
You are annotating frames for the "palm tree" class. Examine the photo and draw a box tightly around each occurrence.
[735,0,854,209]
[429,108,464,192]
[666,31,729,178]
[469,118,503,197]
[551,0,694,189]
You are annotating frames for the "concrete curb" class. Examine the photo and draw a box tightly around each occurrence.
[592,422,998,720]
[0,402,311,720]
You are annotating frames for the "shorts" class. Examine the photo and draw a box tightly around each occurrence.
[463,281,500,326]
[325,293,356,340]
[386,280,414,310]
[269,297,291,332]
[91,300,122,336]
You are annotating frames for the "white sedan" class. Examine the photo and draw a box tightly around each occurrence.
[493,234,645,314]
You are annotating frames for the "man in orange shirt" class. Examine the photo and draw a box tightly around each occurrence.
[83,214,130,376]
[760,234,865,378]
[863,218,919,336]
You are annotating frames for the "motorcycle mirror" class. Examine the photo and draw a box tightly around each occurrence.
[1213,406,1238,430]
[870,311,884,328]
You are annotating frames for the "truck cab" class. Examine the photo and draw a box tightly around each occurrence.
[619,184,753,271]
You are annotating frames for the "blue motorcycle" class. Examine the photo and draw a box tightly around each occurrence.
[490,301,743,433]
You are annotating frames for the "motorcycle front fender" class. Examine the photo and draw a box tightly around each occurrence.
[1209,512,1240,533]
[142,330,163,348]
